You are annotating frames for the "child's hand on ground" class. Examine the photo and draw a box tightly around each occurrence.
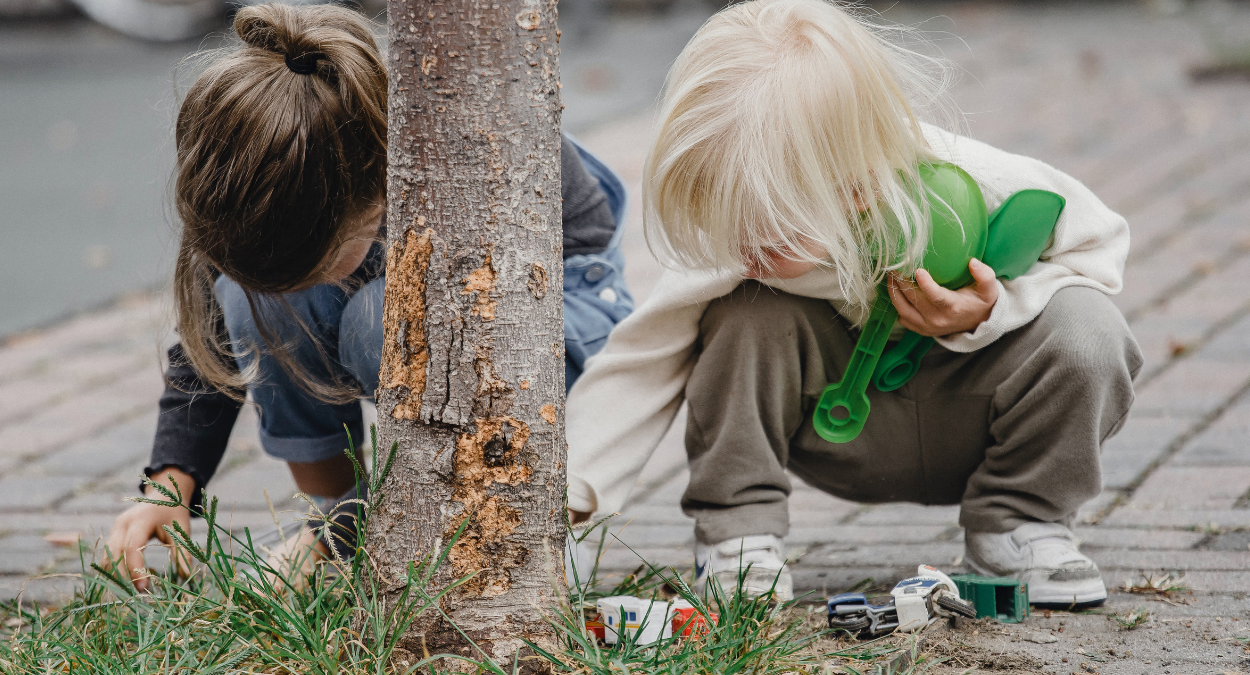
[265,528,330,593]
[888,258,999,337]
[105,467,195,592]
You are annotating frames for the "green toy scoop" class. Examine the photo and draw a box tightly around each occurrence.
[870,189,1066,393]
[811,165,1066,444]
[813,162,987,444]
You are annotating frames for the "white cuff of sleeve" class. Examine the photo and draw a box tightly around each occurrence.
[935,279,1010,353]
[566,475,598,516]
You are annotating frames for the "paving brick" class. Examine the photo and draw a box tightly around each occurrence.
[1102,508,1250,529]
[1123,466,1250,511]
[615,504,694,526]
[24,411,156,478]
[786,525,952,547]
[1077,488,1123,524]
[0,476,87,511]
[1,534,62,551]
[1100,415,1190,489]
[1130,360,1250,420]
[849,504,961,527]
[791,566,910,595]
[1194,310,1250,365]
[1171,427,1250,467]
[0,513,119,535]
[0,549,60,574]
[600,524,694,549]
[1127,252,1250,375]
[595,545,690,572]
[808,543,965,568]
[1088,549,1249,572]
[1076,527,1206,550]
[56,491,132,514]
[1144,571,1250,593]
[0,379,72,428]
[0,574,80,604]
[1201,530,1250,552]
[0,369,162,474]
[208,455,302,511]
[0,299,168,383]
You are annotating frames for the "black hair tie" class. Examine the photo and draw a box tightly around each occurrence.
[285,52,321,75]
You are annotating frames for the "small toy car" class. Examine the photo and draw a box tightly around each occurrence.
[827,565,976,637]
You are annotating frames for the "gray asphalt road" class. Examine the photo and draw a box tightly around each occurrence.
[0,4,713,338]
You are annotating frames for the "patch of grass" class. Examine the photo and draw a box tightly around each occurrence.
[2,427,962,674]
[0,427,462,675]
[1110,608,1150,631]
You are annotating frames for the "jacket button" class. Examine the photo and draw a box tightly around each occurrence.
[598,287,618,303]
[583,265,606,283]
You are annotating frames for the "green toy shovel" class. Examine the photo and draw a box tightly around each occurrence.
[812,166,1066,444]
[813,162,987,443]
[870,189,1066,392]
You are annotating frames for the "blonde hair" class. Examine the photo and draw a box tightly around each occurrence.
[643,0,957,308]
[173,3,386,401]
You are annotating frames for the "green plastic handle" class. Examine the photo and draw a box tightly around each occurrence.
[872,331,935,392]
[813,162,987,443]
[869,188,1066,394]
[812,288,898,443]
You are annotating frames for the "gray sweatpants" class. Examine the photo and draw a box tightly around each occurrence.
[682,282,1143,544]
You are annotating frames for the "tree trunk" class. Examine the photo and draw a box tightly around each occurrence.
[370,0,564,666]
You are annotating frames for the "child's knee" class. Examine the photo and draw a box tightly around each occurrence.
[1035,286,1142,384]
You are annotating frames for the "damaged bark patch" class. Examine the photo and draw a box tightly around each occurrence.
[446,416,533,597]
[539,404,556,424]
[527,261,547,299]
[381,228,434,420]
[462,253,498,320]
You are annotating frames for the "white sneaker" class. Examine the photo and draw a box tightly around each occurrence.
[965,522,1107,607]
[693,535,793,601]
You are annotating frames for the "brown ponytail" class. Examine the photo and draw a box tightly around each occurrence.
[173,2,386,401]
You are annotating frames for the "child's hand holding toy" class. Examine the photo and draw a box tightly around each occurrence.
[888,258,999,338]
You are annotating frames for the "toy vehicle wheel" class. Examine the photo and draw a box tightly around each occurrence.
[828,616,870,632]
[935,595,977,619]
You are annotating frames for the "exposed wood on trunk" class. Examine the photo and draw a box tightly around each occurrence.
[370,0,564,666]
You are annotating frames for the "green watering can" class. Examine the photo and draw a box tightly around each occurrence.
[812,162,1065,444]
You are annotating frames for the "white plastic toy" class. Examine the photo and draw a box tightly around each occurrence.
[595,596,671,645]
[890,565,972,632]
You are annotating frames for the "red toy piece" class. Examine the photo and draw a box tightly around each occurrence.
[670,604,717,638]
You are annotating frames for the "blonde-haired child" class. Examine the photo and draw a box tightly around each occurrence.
[566,0,1140,607]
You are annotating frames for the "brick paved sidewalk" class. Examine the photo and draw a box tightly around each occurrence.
[2,1,1248,670]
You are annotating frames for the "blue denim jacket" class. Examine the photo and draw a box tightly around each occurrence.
[563,139,635,389]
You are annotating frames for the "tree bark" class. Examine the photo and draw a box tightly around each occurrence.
[371,0,564,666]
